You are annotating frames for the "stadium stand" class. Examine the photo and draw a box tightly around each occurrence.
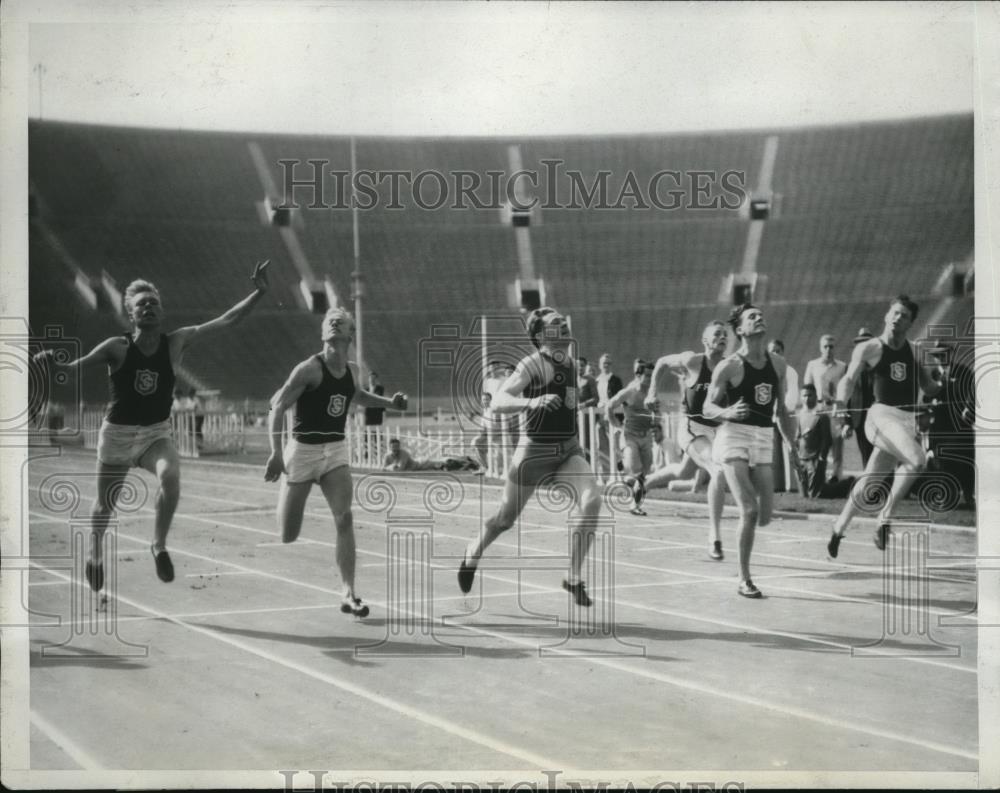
[28,114,973,410]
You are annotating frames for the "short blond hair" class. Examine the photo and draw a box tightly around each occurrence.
[123,279,161,314]
[324,307,355,326]
[322,307,356,338]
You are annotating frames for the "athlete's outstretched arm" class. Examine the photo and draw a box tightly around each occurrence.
[174,260,270,351]
[352,367,408,411]
[33,336,124,371]
[645,352,693,409]
[264,359,317,482]
[604,382,636,428]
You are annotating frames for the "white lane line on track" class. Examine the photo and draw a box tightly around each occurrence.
[32,455,975,563]
[38,449,978,537]
[30,603,336,629]
[27,560,574,773]
[163,469,977,585]
[30,709,104,770]
[27,508,980,767]
[437,614,979,762]
[184,570,259,578]
[30,536,978,763]
[181,455,979,534]
[31,498,977,674]
[28,453,978,600]
[28,476,979,652]
[29,531,978,766]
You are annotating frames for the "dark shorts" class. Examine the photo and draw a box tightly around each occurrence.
[506,437,586,488]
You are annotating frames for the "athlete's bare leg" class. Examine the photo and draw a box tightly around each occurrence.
[687,436,726,548]
[138,438,181,554]
[555,454,603,585]
[833,416,924,539]
[826,446,895,558]
[318,465,359,600]
[644,455,698,491]
[866,417,926,525]
[465,475,537,567]
[753,464,775,527]
[90,463,129,566]
[277,478,314,543]
[720,459,762,595]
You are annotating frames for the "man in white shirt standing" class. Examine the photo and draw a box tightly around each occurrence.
[803,334,847,481]
[767,339,800,491]
[595,353,624,461]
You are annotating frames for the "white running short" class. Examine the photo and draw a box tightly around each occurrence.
[284,438,351,484]
[679,419,718,452]
[97,419,173,468]
[864,402,925,467]
[712,422,773,467]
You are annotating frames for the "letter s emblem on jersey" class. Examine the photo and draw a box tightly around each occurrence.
[754,383,772,406]
[890,362,907,382]
[134,369,158,396]
[564,387,576,409]
[327,395,346,417]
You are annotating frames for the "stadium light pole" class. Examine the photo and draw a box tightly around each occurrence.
[350,136,365,380]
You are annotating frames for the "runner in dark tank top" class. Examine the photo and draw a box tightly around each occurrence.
[704,304,798,599]
[265,307,408,620]
[32,261,271,593]
[457,307,604,609]
[643,320,731,560]
[828,295,945,558]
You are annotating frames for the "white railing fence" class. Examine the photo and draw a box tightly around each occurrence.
[81,408,245,458]
[77,407,698,485]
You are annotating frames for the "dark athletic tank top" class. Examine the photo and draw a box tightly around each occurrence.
[521,351,577,442]
[872,340,917,409]
[726,353,779,428]
[293,356,356,443]
[683,355,719,427]
[106,333,175,426]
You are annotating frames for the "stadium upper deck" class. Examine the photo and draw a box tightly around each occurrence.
[28,114,973,405]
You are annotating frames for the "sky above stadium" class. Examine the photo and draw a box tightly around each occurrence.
[15,0,977,136]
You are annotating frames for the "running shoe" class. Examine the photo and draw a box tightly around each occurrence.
[630,475,646,509]
[874,522,891,551]
[340,597,370,618]
[150,545,174,582]
[85,559,104,591]
[738,579,762,598]
[709,541,724,561]
[458,554,477,594]
[561,579,592,607]
[827,531,842,559]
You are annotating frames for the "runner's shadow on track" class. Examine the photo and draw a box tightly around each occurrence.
[803,629,970,655]
[449,621,676,662]
[194,619,550,661]
[30,650,148,670]
[856,591,977,613]
[608,621,869,659]
[192,621,388,667]
[746,561,837,573]
[824,570,903,582]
